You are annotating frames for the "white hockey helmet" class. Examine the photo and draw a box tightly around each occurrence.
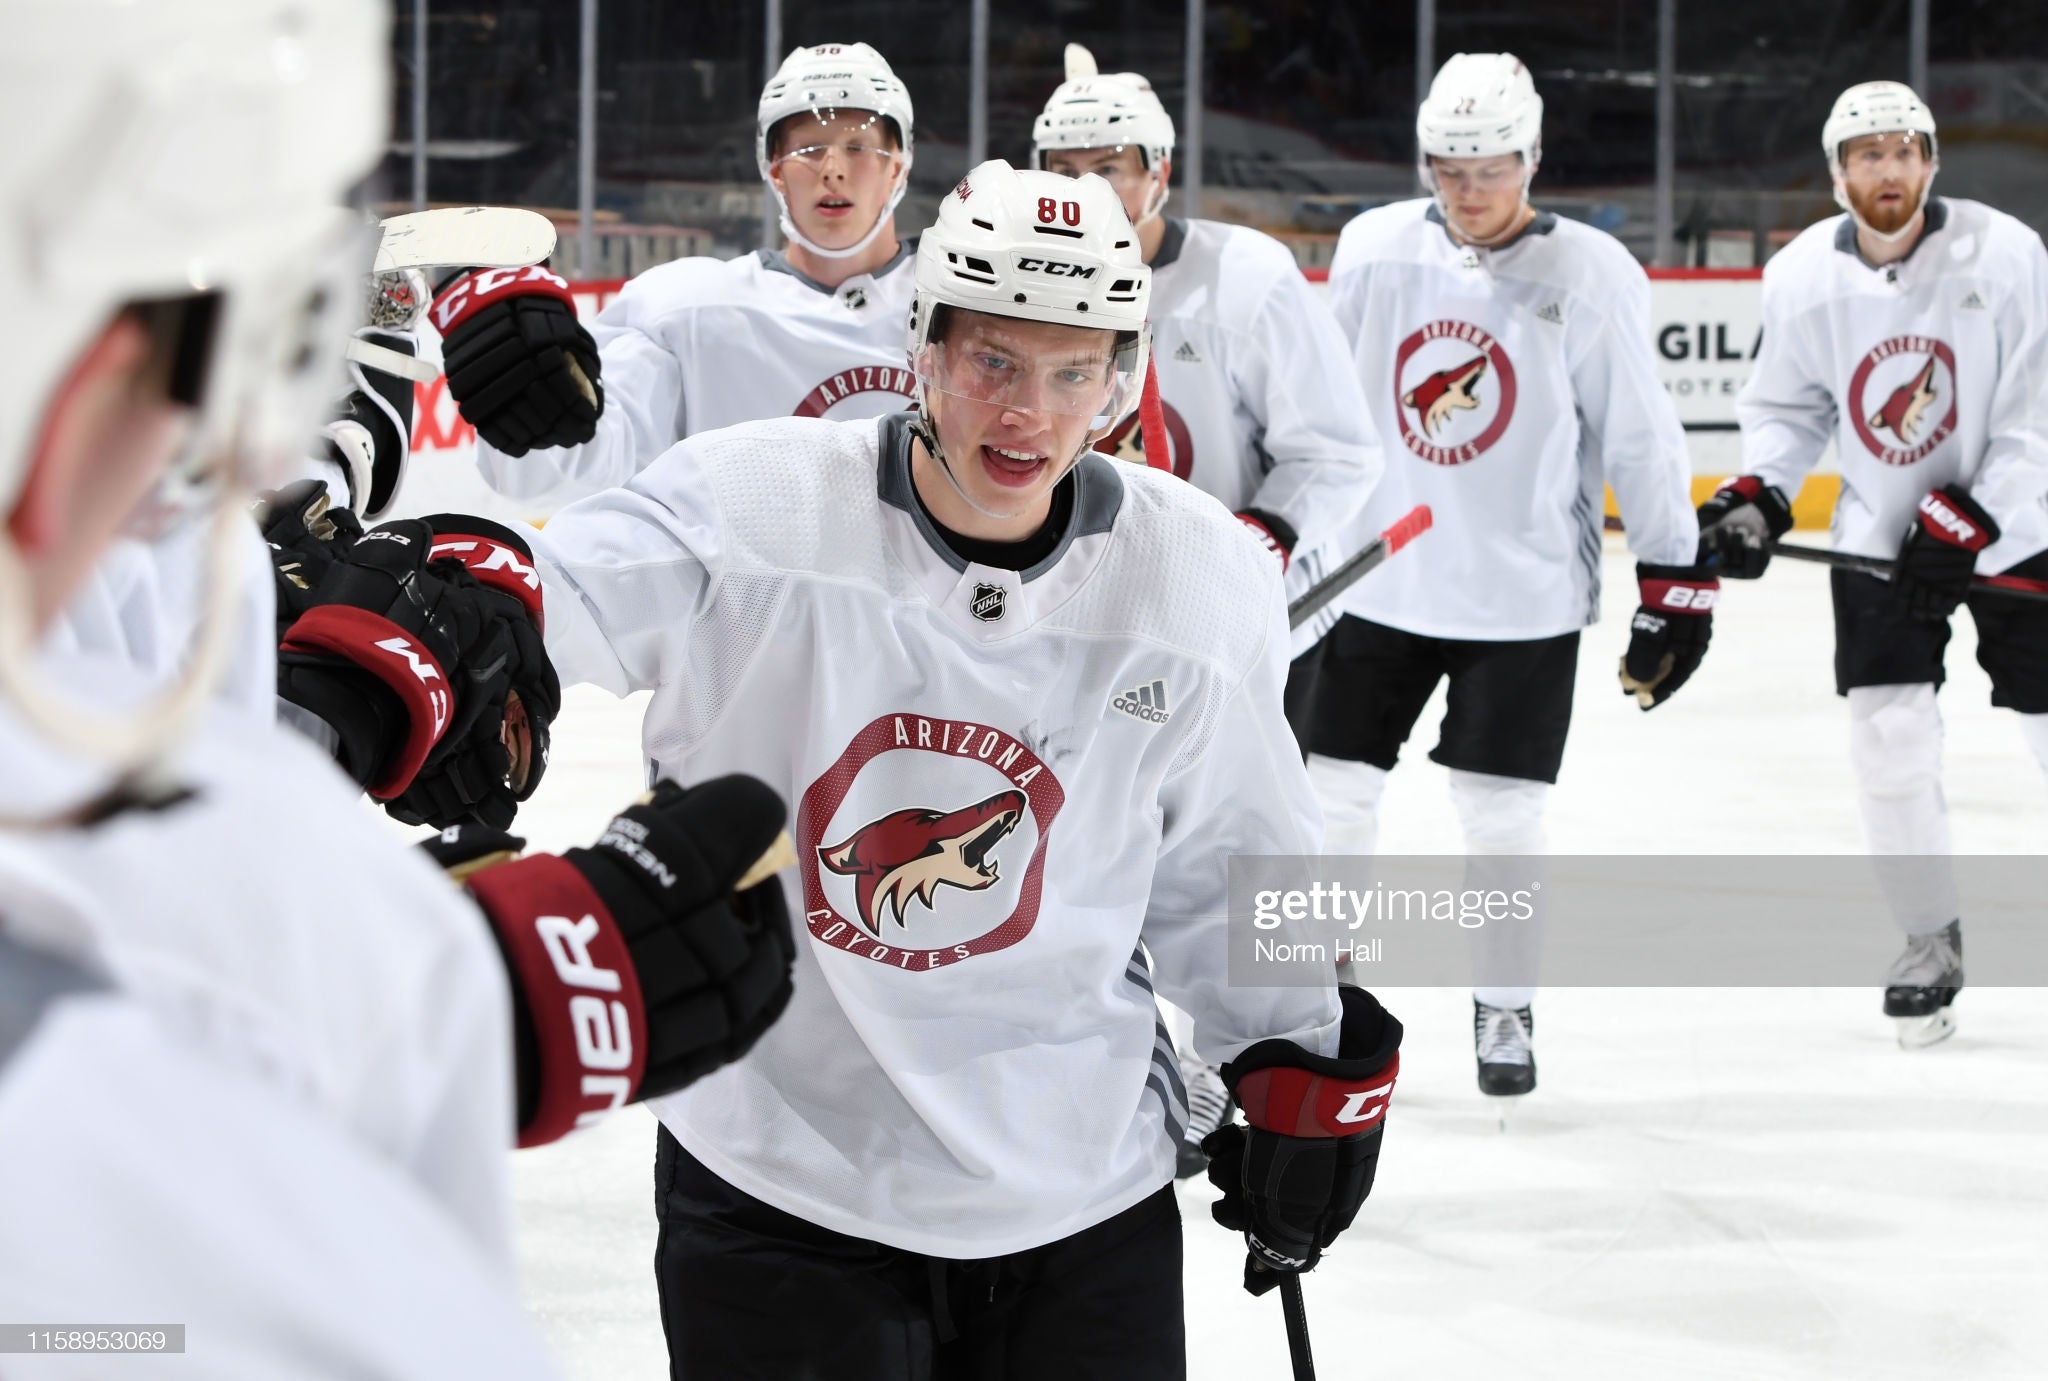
[909,162,1151,507]
[1033,44,1176,180]
[756,43,915,261]
[1823,81,1939,241]
[1416,51,1542,170]
[0,0,384,773]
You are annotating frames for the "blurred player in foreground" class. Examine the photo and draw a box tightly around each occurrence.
[0,3,794,1372]
[1699,81,2048,1048]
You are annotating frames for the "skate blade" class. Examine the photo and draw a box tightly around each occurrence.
[1895,1010,1956,1050]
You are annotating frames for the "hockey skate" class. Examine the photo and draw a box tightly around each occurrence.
[1474,1000,1536,1096]
[1884,920,1962,1050]
[1176,1062,1233,1178]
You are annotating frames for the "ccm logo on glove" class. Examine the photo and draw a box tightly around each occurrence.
[430,265,576,337]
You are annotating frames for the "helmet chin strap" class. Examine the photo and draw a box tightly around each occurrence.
[773,166,910,261]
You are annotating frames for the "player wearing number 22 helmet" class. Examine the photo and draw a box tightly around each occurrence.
[521,160,1404,1376]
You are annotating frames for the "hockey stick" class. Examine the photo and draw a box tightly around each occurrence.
[1279,1273,1317,1380]
[1287,504,1435,630]
[373,207,558,273]
[1768,542,2048,605]
[1137,356,1172,472]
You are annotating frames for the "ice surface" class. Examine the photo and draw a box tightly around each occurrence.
[502,538,2048,1379]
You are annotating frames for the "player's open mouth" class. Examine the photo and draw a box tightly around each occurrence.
[980,445,1048,488]
[816,196,854,219]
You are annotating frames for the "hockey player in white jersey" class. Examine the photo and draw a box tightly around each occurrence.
[450,42,922,509]
[0,1,796,1367]
[1032,41,1383,1174]
[1697,81,2048,1049]
[1308,54,1710,1095]
[517,160,1403,1377]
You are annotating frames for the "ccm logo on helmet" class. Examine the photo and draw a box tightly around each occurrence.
[1016,257,1097,279]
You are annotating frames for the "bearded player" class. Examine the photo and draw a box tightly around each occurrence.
[1031,41,1384,1174]
[1698,81,2048,1048]
[445,43,922,509]
[1308,53,1710,1096]
[518,161,1402,1377]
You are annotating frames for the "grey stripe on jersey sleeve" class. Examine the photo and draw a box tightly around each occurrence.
[1571,483,1604,626]
[1124,942,1190,1142]
[874,414,1125,581]
[0,928,109,1075]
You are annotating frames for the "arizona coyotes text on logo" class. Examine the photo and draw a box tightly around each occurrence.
[1847,336,1958,466]
[1101,394,1193,478]
[820,790,1025,936]
[798,714,1066,972]
[793,364,917,419]
[1391,320,1518,465]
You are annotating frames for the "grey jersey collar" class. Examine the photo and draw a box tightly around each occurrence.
[756,237,917,296]
[1834,197,1948,266]
[874,413,1124,581]
[1426,203,1559,249]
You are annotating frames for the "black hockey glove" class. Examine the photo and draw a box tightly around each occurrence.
[1206,986,1402,1295]
[1618,563,1718,710]
[255,478,364,636]
[1236,508,1298,573]
[276,520,534,813]
[383,516,560,832]
[1893,485,1999,623]
[322,325,419,518]
[1695,475,1793,579]
[431,266,602,456]
[460,778,798,1147]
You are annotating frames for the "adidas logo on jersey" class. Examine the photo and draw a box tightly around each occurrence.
[1959,290,1986,310]
[1534,302,1563,325]
[1173,340,1203,364]
[1112,679,1172,724]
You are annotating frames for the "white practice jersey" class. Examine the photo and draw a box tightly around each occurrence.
[1326,199,1697,641]
[0,930,559,1381]
[476,245,920,508]
[530,413,1339,1256]
[1738,198,2048,572]
[1098,218,1381,558]
[0,656,520,1264]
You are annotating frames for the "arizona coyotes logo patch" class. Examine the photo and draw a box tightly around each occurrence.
[793,364,917,419]
[820,790,1025,936]
[1847,336,1957,465]
[1100,394,1194,479]
[799,714,1065,971]
[1392,320,1517,465]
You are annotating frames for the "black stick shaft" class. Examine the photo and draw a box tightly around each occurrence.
[1280,1273,1316,1380]
[1770,542,2048,605]
[1288,504,1434,630]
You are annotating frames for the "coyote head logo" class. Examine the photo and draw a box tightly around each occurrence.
[1401,356,1488,438]
[819,790,1026,936]
[1868,355,1939,446]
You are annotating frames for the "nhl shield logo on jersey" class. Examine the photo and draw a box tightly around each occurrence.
[1391,320,1519,465]
[793,364,918,419]
[969,582,1006,621]
[798,713,1066,971]
[1846,336,1958,466]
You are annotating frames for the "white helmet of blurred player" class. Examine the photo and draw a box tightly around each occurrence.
[908,160,1151,515]
[1822,81,1939,243]
[756,43,915,261]
[0,0,383,777]
[1416,53,1543,237]
[1032,44,1176,224]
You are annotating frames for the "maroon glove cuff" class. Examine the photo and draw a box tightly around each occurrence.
[1237,1049,1399,1139]
[427,516,546,630]
[1235,510,1294,572]
[279,604,452,797]
[428,265,579,339]
[465,853,649,1149]
[1637,570,1720,616]
[1917,487,1998,552]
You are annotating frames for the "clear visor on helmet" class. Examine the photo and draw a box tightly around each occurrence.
[768,111,904,174]
[916,321,1143,431]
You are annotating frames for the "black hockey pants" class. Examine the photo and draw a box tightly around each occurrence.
[653,1127,1186,1380]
